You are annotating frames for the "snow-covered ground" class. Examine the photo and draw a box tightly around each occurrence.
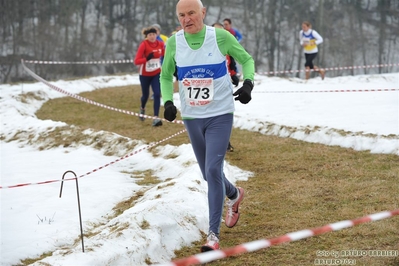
[1,71,398,265]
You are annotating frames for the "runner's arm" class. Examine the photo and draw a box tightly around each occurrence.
[134,42,147,65]
[234,28,243,42]
[312,30,323,45]
[299,30,304,46]
[160,36,177,104]
[216,29,254,81]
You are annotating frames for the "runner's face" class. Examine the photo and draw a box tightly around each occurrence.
[176,0,205,34]
[147,32,157,42]
[302,24,309,32]
[223,21,231,30]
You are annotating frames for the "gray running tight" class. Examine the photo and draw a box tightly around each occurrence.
[184,113,237,235]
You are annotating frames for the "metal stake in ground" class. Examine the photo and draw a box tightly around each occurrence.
[59,170,85,252]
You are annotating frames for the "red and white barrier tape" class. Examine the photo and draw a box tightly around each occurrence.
[0,129,187,189]
[24,59,134,64]
[256,63,399,75]
[20,59,184,125]
[23,59,398,76]
[253,88,399,94]
[0,60,187,189]
[11,61,397,189]
[22,60,397,100]
[158,209,399,266]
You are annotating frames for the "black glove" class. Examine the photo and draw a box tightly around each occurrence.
[231,75,239,87]
[233,79,253,104]
[146,52,154,61]
[164,101,177,121]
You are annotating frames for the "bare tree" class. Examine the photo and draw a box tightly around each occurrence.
[1,0,399,82]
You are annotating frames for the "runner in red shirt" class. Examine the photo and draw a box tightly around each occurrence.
[134,27,165,126]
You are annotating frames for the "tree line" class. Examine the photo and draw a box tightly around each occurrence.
[1,0,398,83]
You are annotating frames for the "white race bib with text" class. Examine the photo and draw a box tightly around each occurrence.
[182,78,214,106]
[145,58,161,72]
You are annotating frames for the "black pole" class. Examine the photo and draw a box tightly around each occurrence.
[59,170,85,252]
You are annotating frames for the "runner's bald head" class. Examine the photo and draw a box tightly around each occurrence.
[176,0,206,34]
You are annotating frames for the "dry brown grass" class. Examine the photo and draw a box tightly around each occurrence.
[36,85,399,266]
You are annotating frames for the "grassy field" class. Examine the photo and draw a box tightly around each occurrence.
[36,84,399,266]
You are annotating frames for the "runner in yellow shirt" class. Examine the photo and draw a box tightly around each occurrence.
[299,21,325,80]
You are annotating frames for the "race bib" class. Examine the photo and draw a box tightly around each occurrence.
[145,58,161,72]
[182,78,214,106]
[303,38,316,51]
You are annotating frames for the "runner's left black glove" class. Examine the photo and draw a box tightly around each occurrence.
[164,101,177,121]
[233,79,253,104]
[146,52,154,61]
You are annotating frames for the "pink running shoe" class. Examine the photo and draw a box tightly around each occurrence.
[225,187,244,228]
[200,231,220,252]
